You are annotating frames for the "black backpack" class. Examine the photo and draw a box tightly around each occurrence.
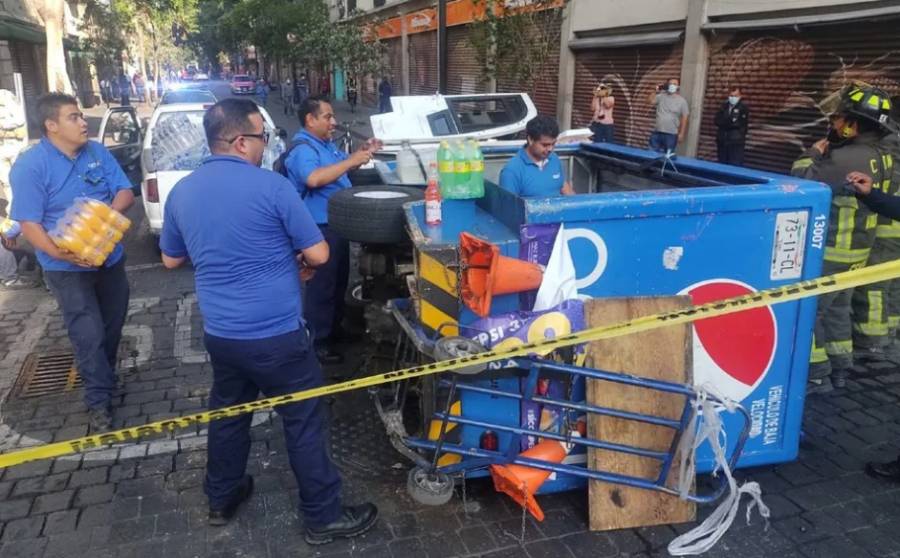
[273,138,311,179]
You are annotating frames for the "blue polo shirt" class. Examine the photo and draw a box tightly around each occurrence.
[160,155,324,340]
[9,139,132,272]
[498,148,565,198]
[284,129,350,224]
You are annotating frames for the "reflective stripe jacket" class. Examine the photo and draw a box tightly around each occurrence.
[791,131,892,264]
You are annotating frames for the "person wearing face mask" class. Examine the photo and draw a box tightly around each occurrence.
[791,86,894,393]
[499,115,575,197]
[160,98,379,542]
[590,83,615,143]
[714,86,749,165]
[647,77,689,153]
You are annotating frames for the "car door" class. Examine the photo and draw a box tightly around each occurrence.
[98,106,143,191]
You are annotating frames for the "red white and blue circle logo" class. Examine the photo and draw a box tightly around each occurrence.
[679,279,777,402]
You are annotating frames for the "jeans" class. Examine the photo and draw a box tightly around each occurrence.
[44,258,129,410]
[204,327,343,527]
[303,225,349,346]
[649,131,678,153]
[590,123,615,143]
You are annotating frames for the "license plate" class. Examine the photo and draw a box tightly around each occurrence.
[771,211,808,280]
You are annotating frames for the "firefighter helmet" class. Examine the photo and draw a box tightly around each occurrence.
[836,86,899,134]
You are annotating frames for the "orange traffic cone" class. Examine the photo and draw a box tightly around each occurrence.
[459,232,543,317]
[489,439,570,521]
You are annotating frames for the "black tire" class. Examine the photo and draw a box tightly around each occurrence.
[348,167,383,186]
[328,185,423,244]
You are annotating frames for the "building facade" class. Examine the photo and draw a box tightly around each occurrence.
[338,0,900,174]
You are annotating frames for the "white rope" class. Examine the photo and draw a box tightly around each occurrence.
[667,384,770,556]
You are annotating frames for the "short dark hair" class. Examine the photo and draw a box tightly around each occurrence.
[526,115,559,141]
[668,77,680,84]
[729,85,742,94]
[203,98,261,151]
[35,93,79,135]
[298,94,331,128]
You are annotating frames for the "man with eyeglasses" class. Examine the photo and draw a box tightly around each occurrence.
[159,98,378,542]
[284,95,381,364]
[9,93,135,432]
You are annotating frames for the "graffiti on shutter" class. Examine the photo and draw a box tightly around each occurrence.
[409,31,438,95]
[699,22,900,173]
[571,43,684,148]
[495,10,562,118]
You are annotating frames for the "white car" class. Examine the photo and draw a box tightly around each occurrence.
[136,102,285,235]
[194,72,210,81]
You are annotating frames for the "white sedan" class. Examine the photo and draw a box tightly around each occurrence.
[132,102,283,236]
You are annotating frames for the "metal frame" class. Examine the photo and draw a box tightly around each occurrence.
[403,356,751,505]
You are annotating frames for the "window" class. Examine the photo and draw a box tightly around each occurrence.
[373,0,385,7]
[446,95,530,134]
[102,111,141,148]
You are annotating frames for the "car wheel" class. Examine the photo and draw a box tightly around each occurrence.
[328,185,424,245]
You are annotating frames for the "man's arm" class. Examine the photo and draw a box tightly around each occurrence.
[305,151,369,188]
[20,222,92,267]
[298,240,328,267]
[110,189,134,214]
[848,171,900,220]
[162,254,186,269]
[648,89,659,104]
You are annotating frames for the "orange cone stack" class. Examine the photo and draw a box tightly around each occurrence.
[459,232,543,317]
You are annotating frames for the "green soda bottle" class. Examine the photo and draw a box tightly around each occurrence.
[437,141,455,196]
[453,140,470,198]
[466,140,484,198]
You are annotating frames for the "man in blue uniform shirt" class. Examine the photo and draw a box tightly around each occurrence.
[499,115,574,198]
[10,93,134,432]
[160,98,377,543]
[285,95,381,363]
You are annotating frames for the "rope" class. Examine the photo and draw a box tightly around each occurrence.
[667,384,770,556]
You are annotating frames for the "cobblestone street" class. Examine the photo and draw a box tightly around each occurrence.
[0,262,899,557]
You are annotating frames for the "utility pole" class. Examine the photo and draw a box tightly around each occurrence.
[438,0,447,94]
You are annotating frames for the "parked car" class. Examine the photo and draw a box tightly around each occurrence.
[230,74,255,95]
[159,88,217,105]
[98,103,285,236]
[193,72,209,81]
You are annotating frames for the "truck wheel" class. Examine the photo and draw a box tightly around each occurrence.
[406,466,454,506]
[328,185,424,244]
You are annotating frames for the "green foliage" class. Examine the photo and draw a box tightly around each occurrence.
[468,0,566,87]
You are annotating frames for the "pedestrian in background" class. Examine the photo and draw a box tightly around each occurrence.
[285,95,381,364]
[378,76,392,114]
[346,76,358,113]
[118,72,131,106]
[714,86,749,166]
[9,93,135,431]
[160,98,378,542]
[647,77,689,153]
[256,78,268,107]
[282,77,293,115]
[590,83,615,143]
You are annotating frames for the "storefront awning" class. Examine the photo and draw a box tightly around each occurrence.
[568,30,682,51]
[702,5,900,32]
[0,17,46,44]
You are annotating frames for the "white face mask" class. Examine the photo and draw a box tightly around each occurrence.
[728,96,740,106]
[667,84,678,94]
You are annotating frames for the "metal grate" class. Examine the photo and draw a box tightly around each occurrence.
[8,352,81,399]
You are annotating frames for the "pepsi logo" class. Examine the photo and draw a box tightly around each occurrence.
[679,279,777,402]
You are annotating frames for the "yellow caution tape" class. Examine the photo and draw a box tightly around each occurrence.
[3,259,900,469]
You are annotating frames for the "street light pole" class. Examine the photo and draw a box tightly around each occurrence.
[438,0,447,94]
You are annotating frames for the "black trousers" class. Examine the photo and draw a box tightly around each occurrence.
[717,141,745,166]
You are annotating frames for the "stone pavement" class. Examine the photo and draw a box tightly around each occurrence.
[2,266,900,557]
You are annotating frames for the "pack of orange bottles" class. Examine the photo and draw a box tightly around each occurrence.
[49,197,131,266]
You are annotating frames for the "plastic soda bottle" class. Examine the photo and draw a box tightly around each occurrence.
[425,162,442,226]
[437,140,455,195]
[466,140,484,198]
[106,212,132,233]
[79,198,113,220]
[452,140,470,198]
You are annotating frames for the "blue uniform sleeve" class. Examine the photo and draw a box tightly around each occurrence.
[498,160,521,196]
[274,180,324,250]
[97,142,133,193]
[159,191,187,257]
[285,144,319,192]
[8,152,46,223]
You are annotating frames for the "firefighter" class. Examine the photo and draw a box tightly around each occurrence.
[791,86,894,393]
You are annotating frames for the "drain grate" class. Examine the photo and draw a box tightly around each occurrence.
[8,352,81,399]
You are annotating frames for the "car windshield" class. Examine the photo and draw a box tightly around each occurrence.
[233,75,250,82]
[161,90,215,105]
[150,110,284,172]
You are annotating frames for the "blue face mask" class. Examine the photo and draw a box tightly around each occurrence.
[667,84,678,94]
[728,96,740,106]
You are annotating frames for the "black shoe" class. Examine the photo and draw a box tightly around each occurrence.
[88,406,113,433]
[806,375,834,395]
[866,458,900,482]
[208,475,254,526]
[316,346,344,365]
[304,503,378,545]
[831,369,848,389]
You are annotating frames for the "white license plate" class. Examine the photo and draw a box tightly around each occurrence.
[771,211,808,280]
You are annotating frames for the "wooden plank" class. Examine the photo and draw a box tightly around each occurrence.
[585,296,696,531]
